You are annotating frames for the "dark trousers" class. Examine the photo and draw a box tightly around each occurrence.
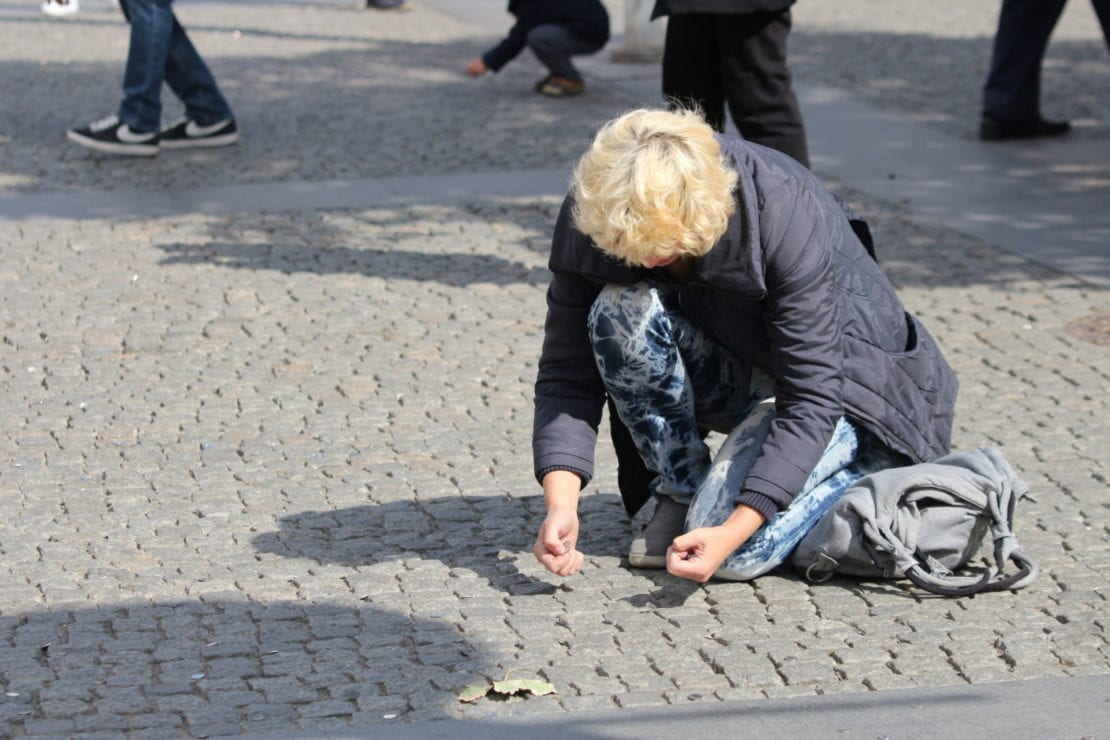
[983,0,1110,121]
[661,9,809,167]
[527,23,605,82]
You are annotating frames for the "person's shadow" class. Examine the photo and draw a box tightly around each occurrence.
[252,492,705,606]
[253,492,631,596]
[156,240,551,287]
[0,597,497,736]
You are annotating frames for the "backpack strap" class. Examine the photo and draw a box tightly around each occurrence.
[903,563,994,597]
[901,451,1039,596]
[979,550,1037,593]
[860,523,992,596]
[866,502,1036,597]
[902,549,1036,596]
[982,464,1039,591]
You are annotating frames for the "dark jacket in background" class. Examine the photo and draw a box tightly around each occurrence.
[482,0,610,72]
[533,135,959,518]
[652,0,795,19]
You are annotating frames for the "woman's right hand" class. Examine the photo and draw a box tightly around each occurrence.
[534,470,584,575]
[533,507,583,576]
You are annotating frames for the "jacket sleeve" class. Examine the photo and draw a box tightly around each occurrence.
[482,18,530,72]
[532,202,607,485]
[737,183,845,518]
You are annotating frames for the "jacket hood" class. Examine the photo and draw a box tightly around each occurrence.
[690,135,766,298]
[551,134,767,299]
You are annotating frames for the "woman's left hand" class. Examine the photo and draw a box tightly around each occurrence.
[665,504,766,582]
[665,526,740,582]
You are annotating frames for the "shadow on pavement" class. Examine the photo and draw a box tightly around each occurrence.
[148,200,556,285]
[0,598,493,736]
[251,492,635,597]
[158,240,551,286]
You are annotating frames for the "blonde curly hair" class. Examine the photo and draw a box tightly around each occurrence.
[571,108,739,267]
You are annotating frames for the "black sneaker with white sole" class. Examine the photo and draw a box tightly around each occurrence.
[66,115,159,156]
[160,118,239,149]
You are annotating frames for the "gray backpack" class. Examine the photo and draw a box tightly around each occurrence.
[791,447,1038,596]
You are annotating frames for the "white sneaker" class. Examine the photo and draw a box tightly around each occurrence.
[42,0,79,17]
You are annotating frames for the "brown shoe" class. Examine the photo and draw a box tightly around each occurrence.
[540,76,585,97]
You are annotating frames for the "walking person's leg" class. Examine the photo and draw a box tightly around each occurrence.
[716,9,809,167]
[661,13,725,131]
[159,4,238,147]
[163,13,233,125]
[980,0,1070,139]
[66,0,167,155]
[116,0,174,134]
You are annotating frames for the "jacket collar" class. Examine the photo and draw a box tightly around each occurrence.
[683,135,766,298]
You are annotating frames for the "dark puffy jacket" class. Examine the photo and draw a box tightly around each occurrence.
[533,135,959,517]
[652,0,795,19]
[482,0,610,73]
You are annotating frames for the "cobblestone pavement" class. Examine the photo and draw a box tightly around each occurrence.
[1,0,1108,737]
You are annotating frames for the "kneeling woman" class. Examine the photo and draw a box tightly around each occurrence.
[531,108,958,582]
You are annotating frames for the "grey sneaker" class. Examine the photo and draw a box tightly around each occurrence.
[628,497,688,568]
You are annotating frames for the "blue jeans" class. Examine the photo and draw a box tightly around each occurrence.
[526,24,604,82]
[588,283,900,580]
[117,0,233,133]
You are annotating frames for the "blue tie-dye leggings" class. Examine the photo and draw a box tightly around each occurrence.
[588,283,900,580]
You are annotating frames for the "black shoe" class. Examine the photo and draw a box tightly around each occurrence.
[66,115,159,156]
[979,115,1071,142]
[160,118,239,149]
[366,0,411,9]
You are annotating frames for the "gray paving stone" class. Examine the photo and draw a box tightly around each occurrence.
[762,684,821,699]
[129,712,185,730]
[613,690,668,708]
[558,693,618,712]
[21,717,78,735]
